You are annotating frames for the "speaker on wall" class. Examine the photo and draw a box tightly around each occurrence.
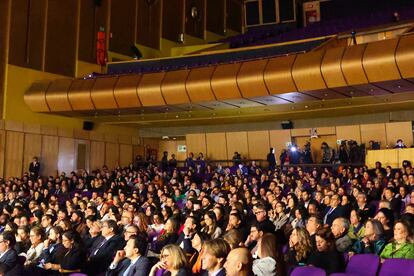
[83,121,94,131]
[281,120,293,129]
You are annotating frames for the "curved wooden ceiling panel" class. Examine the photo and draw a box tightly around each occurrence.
[137,72,166,106]
[211,63,242,100]
[68,78,96,111]
[237,59,269,98]
[264,55,297,94]
[45,79,73,112]
[321,47,347,88]
[114,75,142,108]
[186,67,216,102]
[91,77,119,110]
[363,37,400,82]
[24,81,51,112]
[341,44,369,85]
[292,50,327,91]
[396,34,414,79]
[161,70,191,105]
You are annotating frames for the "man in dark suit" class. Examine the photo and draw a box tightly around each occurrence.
[201,239,230,276]
[106,235,150,276]
[87,220,124,276]
[324,194,344,227]
[176,216,198,255]
[29,156,40,179]
[0,231,23,275]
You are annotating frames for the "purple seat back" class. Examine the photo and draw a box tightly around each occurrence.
[155,268,166,276]
[379,258,414,276]
[346,254,380,275]
[291,266,326,276]
[69,274,88,276]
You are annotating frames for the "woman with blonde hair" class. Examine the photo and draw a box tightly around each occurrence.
[285,227,313,267]
[149,244,189,276]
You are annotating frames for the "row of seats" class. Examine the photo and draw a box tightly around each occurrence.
[292,255,414,276]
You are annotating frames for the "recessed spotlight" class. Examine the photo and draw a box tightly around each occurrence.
[370,88,375,92]
[349,91,354,95]
[304,105,309,108]
[397,85,402,89]
[175,115,179,118]
[324,93,328,97]
[291,106,295,110]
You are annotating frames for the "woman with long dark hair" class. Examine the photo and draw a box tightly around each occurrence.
[44,230,86,274]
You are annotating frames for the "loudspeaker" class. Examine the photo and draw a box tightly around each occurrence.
[83,121,94,131]
[281,120,293,129]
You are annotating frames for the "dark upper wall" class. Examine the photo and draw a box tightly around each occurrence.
[5,0,244,77]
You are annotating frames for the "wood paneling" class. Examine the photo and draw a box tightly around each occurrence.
[89,131,105,142]
[386,122,413,148]
[227,0,243,32]
[366,149,399,168]
[186,133,207,156]
[105,143,119,169]
[110,0,136,56]
[226,131,248,160]
[74,129,90,140]
[336,125,361,144]
[58,137,75,174]
[23,133,42,175]
[5,121,24,132]
[41,125,58,136]
[206,133,227,160]
[162,0,185,42]
[247,131,269,159]
[269,129,291,158]
[75,140,90,171]
[360,123,387,147]
[27,0,47,70]
[119,144,133,167]
[0,131,6,177]
[159,140,177,160]
[24,123,41,134]
[78,0,96,63]
[45,0,79,76]
[90,141,105,170]
[5,132,24,178]
[207,0,226,35]
[0,0,10,120]
[8,0,29,67]
[58,128,74,138]
[137,0,162,49]
[185,0,206,39]
[41,135,59,177]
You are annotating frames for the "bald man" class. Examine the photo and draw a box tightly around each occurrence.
[223,247,253,276]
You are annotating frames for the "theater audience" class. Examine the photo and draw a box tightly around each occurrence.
[0,231,23,275]
[350,219,386,256]
[307,228,345,274]
[224,247,253,276]
[331,218,353,253]
[380,220,414,259]
[0,155,411,276]
[107,235,150,276]
[149,244,189,276]
[200,239,229,276]
[286,227,313,267]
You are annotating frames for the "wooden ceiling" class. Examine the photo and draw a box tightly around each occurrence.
[24,33,414,127]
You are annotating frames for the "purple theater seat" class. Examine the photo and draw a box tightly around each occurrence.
[331,254,380,276]
[69,274,88,276]
[291,266,327,276]
[379,258,414,276]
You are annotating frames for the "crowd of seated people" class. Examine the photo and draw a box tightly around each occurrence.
[0,153,412,276]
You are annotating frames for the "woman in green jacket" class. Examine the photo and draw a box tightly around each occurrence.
[380,220,414,260]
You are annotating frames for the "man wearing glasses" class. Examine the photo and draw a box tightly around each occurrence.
[0,231,22,275]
